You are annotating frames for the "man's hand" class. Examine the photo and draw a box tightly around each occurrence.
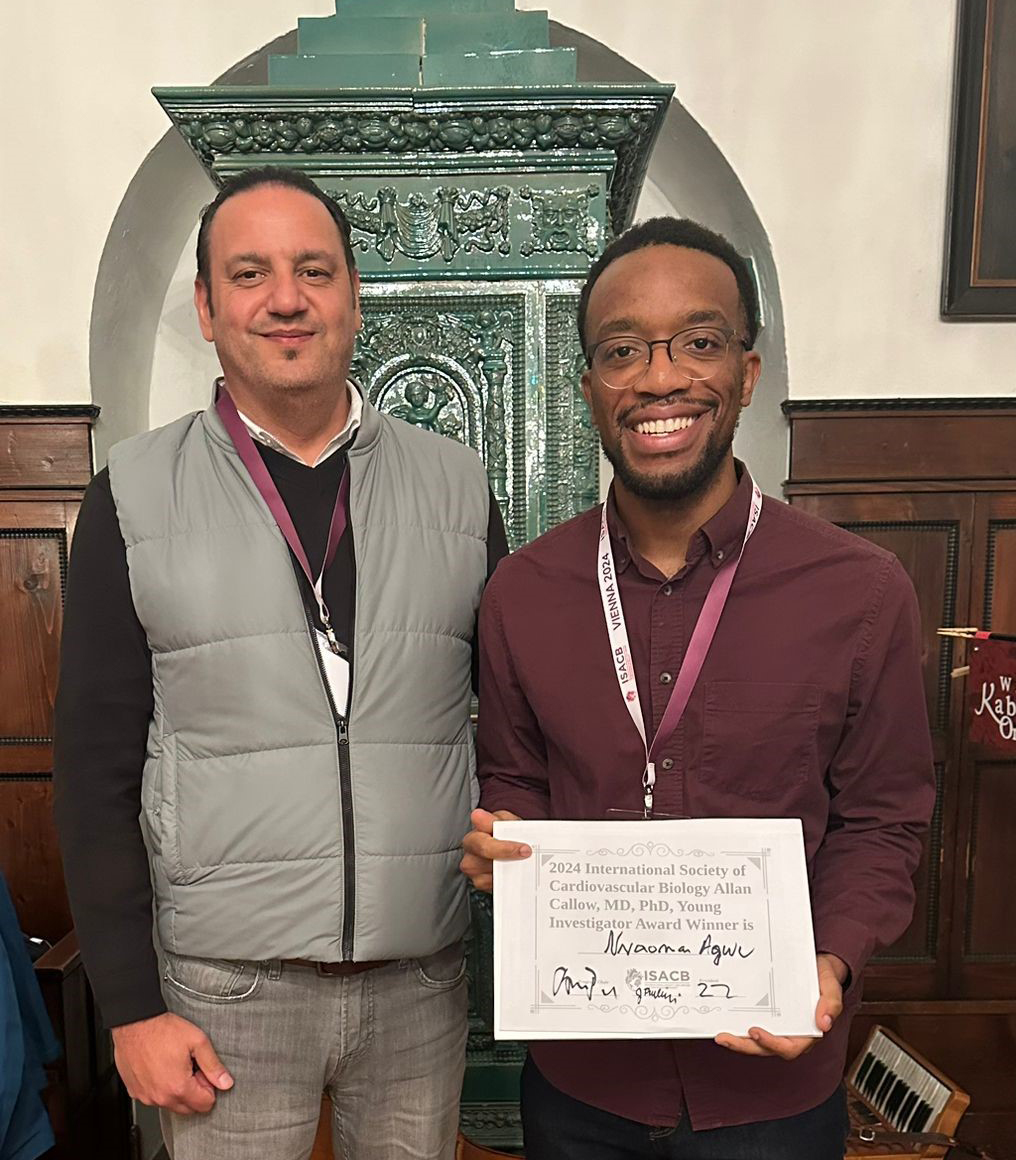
[112,1012,234,1115]
[714,952,848,1060]
[460,808,531,892]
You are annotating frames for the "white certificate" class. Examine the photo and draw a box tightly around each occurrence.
[493,818,821,1040]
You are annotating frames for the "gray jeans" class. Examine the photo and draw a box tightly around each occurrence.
[159,943,468,1160]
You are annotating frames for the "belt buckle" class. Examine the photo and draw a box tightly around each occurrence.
[315,961,346,977]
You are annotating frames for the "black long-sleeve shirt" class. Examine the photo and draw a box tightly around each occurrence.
[53,440,508,1028]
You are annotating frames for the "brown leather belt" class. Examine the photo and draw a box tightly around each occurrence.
[280,958,390,977]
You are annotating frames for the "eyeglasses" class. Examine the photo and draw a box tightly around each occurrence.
[586,326,747,391]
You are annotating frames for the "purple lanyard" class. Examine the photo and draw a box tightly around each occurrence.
[597,478,763,817]
[216,386,350,654]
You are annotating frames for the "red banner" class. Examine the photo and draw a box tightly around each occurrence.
[969,639,1016,752]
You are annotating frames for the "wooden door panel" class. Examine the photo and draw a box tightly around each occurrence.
[964,760,1016,961]
[954,494,1016,996]
[0,500,76,752]
[0,528,67,740]
[0,500,77,935]
[983,517,1016,630]
[0,780,70,939]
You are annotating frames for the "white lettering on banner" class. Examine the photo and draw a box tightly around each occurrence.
[975,679,1016,741]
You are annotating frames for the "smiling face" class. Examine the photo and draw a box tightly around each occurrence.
[581,243,760,504]
[194,183,361,407]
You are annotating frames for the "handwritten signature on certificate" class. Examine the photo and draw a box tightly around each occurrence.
[493,819,821,1040]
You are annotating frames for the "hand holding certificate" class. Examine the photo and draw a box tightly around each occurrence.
[493,817,822,1042]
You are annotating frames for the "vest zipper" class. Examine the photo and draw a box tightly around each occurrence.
[303,599,356,961]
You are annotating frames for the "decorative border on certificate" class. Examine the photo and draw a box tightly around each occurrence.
[494,819,820,1040]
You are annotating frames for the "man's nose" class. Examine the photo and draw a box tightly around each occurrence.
[639,344,692,395]
[265,272,307,316]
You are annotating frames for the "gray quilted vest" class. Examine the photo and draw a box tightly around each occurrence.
[107,394,489,962]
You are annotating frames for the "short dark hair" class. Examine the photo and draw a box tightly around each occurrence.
[577,217,760,351]
[195,166,357,298]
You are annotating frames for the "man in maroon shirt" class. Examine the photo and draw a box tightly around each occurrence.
[460,218,935,1159]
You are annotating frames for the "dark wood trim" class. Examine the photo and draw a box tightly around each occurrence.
[785,480,1016,495]
[786,408,1016,485]
[0,405,100,420]
[0,489,97,502]
[860,998,1016,1015]
[0,744,54,773]
[782,397,1016,415]
[33,930,80,977]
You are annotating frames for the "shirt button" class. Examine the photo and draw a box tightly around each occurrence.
[659,671,673,685]
[662,584,673,596]
[715,549,725,562]
[661,758,674,770]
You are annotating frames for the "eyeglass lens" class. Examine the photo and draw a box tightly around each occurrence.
[592,327,732,389]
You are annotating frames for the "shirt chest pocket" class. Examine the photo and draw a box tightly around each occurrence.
[699,681,821,799]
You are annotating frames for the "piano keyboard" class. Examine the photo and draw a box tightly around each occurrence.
[853,1028,950,1131]
[846,1025,970,1159]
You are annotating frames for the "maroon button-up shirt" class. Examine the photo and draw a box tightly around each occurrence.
[477,465,935,1130]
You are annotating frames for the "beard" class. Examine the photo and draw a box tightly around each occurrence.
[223,331,354,400]
[602,409,739,503]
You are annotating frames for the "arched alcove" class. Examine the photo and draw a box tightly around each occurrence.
[91,23,788,494]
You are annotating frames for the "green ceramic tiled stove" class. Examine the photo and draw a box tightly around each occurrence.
[156,3,671,1145]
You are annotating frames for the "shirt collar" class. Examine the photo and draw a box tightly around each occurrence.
[605,460,754,577]
[225,380,361,467]
[700,460,754,566]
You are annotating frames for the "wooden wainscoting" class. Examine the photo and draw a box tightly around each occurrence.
[0,405,132,1157]
[0,407,96,937]
[785,398,1016,1154]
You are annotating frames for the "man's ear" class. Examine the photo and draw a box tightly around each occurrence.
[194,277,215,342]
[739,350,761,409]
[581,368,593,408]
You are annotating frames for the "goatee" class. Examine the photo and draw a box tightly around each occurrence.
[602,417,737,503]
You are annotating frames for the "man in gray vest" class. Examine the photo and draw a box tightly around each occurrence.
[54,166,507,1160]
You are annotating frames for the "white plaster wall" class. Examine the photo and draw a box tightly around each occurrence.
[523,0,1016,399]
[3,0,1014,406]
[148,223,221,430]
[0,0,332,404]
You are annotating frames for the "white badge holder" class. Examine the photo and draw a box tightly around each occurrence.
[316,630,351,717]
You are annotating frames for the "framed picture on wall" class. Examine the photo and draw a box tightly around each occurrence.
[942,0,1016,318]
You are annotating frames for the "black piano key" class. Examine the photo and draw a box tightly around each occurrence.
[903,1097,923,1132]
[856,1054,876,1087]
[910,1101,934,1133]
[863,1059,886,1099]
[909,1095,932,1132]
[884,1078,910,1123]
[874,1067,897,1109]
[897,1090,919,1129]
